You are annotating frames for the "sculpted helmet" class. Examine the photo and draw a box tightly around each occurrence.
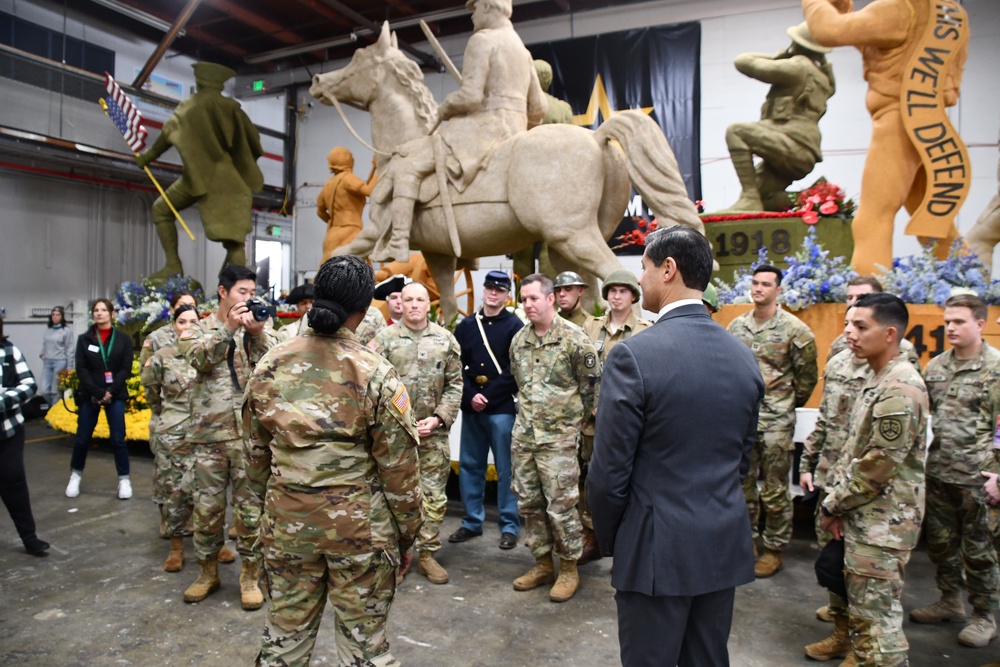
[554,271,588,289]
[534,59,553,92]
[701,283,720,313]
[601,269,640,301]
[327,147,355,172]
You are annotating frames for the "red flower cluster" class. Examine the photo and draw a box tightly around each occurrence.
[614,217,659,249]
[794,179,856,223]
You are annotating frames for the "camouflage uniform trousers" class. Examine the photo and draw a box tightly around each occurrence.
[159,432,194,537]
[257,545,400,667]
[150,431,166,506]
[578,433,593,531]
[844,541,911,667]
[814,489,848,620]
[511,437,583,561]
[924,476,999,612]
[414,433,450,554]
[742,429,794,551]
[192,438,260,561]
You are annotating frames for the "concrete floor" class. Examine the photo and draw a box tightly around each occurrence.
[1,420,998,667]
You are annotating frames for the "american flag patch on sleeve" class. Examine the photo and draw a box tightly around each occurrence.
[392,386,410,414]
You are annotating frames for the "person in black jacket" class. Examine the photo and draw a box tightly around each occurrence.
[66,298,135,500]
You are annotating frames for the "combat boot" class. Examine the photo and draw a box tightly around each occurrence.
[910,591,966,624]
[183,557,220,603]
[577,528,602,566]
[958,611,997,647]
[754,549,782,578]
[513,555,555,591]
[240,560,264,610]
[816,605,834,622]
[804,615,851,661]
[417,551,449,585]
[218,545,236,564]
[837,652,857,667]
[549,559,580,603]
[163,536,185,572]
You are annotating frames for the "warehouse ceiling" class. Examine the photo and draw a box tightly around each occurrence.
[76,0,654,75]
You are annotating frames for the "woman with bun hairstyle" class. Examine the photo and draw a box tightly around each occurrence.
[142,304,199,572]
[242,255,423,666]
[66,298,134,500]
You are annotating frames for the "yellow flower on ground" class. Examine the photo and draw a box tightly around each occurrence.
[46,398,152,441]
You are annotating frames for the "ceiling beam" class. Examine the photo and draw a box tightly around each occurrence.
[551,0,571,10]
[292,0,353,28]
[206,0,306,45]
[133,0,202,89]
[317,0,438,69]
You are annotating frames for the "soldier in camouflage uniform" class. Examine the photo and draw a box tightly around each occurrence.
[820,294,928,667]
[244,255,422,667]
[554,271,590,327]
[509,273,600,602]
[355,305,386,345]
[138,291,196,536]
[800,340,921,660]
[177,264,278,610]
[579,269,651,565]
[910,295,1000,648]
[369,282,462,585]
[275,283,314,343]
[141,304,199,573]
[977,367,1000,550]
[826,276,919,364]
[727,265,817,577]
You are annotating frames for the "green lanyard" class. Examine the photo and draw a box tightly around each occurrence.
[95,326,116,371]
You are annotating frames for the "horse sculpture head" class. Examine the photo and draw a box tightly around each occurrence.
[309,22,437,148]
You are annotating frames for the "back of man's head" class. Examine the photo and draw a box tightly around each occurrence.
[847,275,883,292]
[855,293,909,341]
[219,264,257,291]
[644,226,713,291]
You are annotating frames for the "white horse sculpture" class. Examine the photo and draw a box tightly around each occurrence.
[310,23,705,318]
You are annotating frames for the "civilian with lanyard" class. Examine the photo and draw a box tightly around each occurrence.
[1,316,49,555]
[66,298,134,500]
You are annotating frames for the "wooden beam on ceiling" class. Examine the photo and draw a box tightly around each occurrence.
[205,0,306,45]
[551,0,571,11]
[292,0,353,28]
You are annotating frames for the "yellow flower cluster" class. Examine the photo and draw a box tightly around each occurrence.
[46,398,152,441]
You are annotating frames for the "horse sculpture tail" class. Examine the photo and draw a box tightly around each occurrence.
[594,110,705,236]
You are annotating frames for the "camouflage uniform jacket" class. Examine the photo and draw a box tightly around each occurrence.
[828,331,921,368]
[141,342,196,437]
[510,315,600,443]
[138,325,174,367]
[975,367,1000,473]
[178,312,278,443]
[369,321,462,427]
[274,316,307,343]
[582,311,653,366]
[356,306,386,346]
[242,328,423,557]
[822,357,929,551]
[925,342,1000,484]
[727,308,818,431]
[560,304,589,328]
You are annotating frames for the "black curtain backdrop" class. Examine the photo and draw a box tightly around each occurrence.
[529,22,700,254]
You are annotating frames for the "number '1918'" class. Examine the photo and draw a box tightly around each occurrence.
[715,229,792,257]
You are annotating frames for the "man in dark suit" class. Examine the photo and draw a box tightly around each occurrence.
[589,225,765,667]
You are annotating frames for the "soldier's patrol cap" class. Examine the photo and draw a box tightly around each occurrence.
[286,283,315,305]
[483,270,512,291]
[702,283,720,313]
[554,271,588,289]
[373,274,411,301]
[192,62,236,88]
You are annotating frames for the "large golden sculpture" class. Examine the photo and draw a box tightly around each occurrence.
[316,147,377,264]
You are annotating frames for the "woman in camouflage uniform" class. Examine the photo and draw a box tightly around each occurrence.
[142,304,199,572]
[243,255,423,667]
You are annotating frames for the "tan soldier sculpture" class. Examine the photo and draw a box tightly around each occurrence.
[369,282,462,585]
[727,264,817,577]
[177,264,278,610]
[510,273,600,602]
[243,255,422,667]
[820,294,928,667]
[910,295,1000,648]
[579,269,651,565]
[554,271,590,328]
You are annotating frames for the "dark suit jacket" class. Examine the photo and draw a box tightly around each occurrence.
[589,303,764,597]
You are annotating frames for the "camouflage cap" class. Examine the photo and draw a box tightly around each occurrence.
[601,269,640,301]
[554,271,588,289]
[702,283,720,313]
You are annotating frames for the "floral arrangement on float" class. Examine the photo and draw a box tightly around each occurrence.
[698,178,856,224]
[46,360,152,441]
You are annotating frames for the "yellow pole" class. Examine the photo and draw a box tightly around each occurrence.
[99,98,195,241]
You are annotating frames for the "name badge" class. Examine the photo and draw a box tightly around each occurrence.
[105,371,114,384]
[88,344,100,353]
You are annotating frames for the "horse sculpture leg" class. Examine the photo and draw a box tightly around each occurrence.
[423,251,459,323]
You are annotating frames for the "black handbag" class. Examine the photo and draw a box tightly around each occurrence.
[815,538,848,601]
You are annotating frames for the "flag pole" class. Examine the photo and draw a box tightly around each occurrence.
[98,97,195,241]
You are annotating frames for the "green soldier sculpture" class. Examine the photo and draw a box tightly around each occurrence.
[534,60,574,125]
[136,62,264,280]
[723,23,835,212]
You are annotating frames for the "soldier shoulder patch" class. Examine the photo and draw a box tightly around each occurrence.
[179,329,195,340]
[878,417,903,441]
[584,352,597,369]
[142,339,152,348]
[368,340,380,352]
[391,385,410,414]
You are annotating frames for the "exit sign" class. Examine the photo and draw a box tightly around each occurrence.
[252,80,265,92]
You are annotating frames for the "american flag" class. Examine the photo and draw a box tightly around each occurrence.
[103,72,147,153]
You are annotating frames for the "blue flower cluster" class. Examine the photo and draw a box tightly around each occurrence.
[879,240,1000,305]
[114,275,207,331]
[714,229,854,309]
